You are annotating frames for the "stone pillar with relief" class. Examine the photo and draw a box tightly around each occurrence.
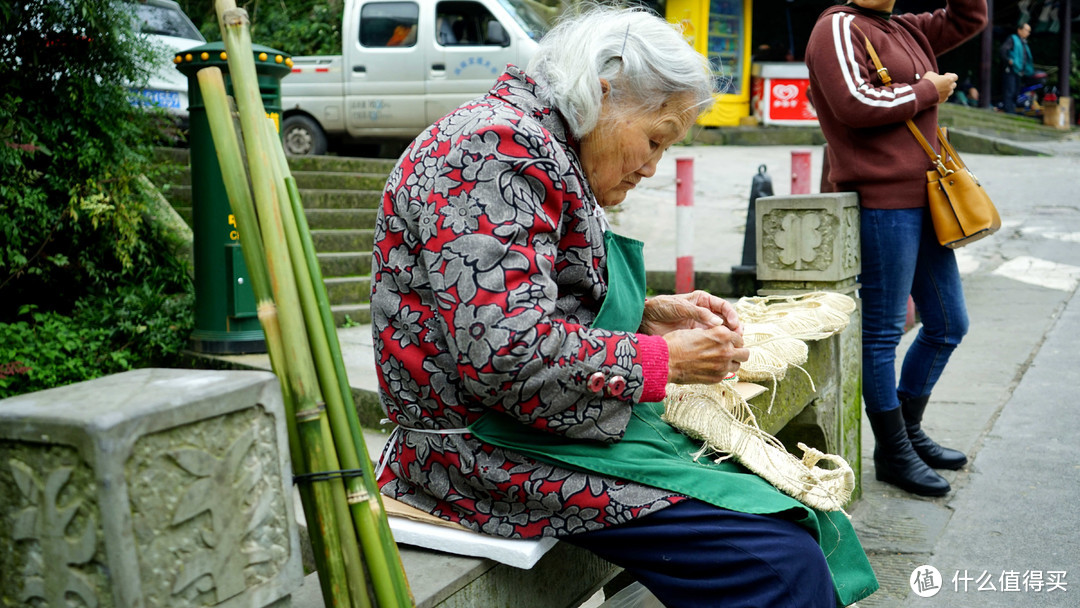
[0,368,302,608]
[752,192,864,501]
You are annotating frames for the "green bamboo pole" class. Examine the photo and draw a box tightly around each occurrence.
[260,116,374,608]
[196,66,337,605]
[215,5,364,606]
[266,126,412,607]
[195,67,294,456]
[265,119,413,607]
[196,65,347,607]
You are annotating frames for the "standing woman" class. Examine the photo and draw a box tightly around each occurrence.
[805,0,987,496]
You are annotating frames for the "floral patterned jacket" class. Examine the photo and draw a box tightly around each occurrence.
[371,67,682,539]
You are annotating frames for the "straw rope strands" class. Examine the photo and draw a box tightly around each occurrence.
[662,292,858,512]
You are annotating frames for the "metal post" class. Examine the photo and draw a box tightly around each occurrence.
[978,0,994,109]
[1060,0,1072,99]
[675,157,694,294]
[791,149,811,194]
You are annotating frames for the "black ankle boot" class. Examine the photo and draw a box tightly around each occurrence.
[899,393,968,470]
[866,408,951,496]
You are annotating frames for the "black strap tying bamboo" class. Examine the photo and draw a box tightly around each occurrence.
[293,468,366,485]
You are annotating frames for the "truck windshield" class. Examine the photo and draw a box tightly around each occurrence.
[494,0,549,41]
[134,3,204,41]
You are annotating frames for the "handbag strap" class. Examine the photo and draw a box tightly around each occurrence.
[853,24,958,176]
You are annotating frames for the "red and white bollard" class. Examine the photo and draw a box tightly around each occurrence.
[675,157,694,294]
[791,149,812,195]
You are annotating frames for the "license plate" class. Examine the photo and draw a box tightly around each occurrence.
[138,89,182,110]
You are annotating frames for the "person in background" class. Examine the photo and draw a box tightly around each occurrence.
[951,75,980,106]
[805,0,987,497]
[1000,21,1034,114]
[371,5,877,606]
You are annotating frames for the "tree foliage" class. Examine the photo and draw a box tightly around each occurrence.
[174,0,568,56]
[0,0,194,396]
[177,0,346,56]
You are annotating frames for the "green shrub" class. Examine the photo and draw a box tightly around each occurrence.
[0,276,194,399]
[0,1,196,398]
[0,1,171,314]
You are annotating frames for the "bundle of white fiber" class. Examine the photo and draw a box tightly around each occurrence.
[663,381,855,512]
[735,323,808,384]
[736,291,856,341]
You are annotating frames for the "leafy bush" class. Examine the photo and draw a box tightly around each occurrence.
[0,277,195,399]
[0,1,195,397]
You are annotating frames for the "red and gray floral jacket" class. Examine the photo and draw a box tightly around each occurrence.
[371,67,681,538]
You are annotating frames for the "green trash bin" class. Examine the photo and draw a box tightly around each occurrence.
[176,42,292,354]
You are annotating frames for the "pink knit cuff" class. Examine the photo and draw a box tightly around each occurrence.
[637,334,669,403]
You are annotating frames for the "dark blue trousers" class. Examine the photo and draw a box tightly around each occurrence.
[564,499,836,608]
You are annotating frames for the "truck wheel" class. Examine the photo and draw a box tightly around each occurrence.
[282,115,327,156]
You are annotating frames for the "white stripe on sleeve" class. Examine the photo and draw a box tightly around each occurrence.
[831,13,917,108]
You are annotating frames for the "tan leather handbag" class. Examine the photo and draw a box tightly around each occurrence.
[860,33,1001,248]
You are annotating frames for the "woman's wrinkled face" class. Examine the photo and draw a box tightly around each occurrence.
[580,88,697,208]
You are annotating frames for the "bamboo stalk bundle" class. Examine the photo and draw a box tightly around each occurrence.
[197,3,414,606]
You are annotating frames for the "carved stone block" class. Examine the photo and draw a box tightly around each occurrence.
[0,368,301,608]
[756,193,860,283]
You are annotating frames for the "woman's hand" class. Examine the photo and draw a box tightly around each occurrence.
[663,325,750,384]
[923,71,958,104]
[639,291,743,336]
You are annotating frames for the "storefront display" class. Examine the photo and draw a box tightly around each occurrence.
[667,0,752,126]
[751,62,818,125]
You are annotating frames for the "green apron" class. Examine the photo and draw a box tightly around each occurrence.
[470,231,878,606]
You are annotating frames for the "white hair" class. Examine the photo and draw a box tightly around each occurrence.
[527,5,716,138]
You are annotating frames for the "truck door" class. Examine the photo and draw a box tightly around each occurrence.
[345,0,425,132]
[425,0,519,123]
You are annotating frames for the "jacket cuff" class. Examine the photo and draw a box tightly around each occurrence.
[637,334,669,402]
[914,79,940,111]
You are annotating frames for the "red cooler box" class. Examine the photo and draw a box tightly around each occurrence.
[751,62,818,126]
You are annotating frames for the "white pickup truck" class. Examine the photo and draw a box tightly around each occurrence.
[279,0,550,155]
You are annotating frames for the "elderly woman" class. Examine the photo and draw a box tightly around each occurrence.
[372,6,876,607]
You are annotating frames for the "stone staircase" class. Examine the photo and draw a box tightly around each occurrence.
[154,148,394,326]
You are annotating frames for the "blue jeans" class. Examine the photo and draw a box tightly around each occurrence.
[860,207,968,413]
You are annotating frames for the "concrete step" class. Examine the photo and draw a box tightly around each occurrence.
[161,170,386,191]
[292,171,387,191]
[330,303,371,333]
[304,208,377,230]
[302,189,382,209]
[324,276,371,306]
[168,205,376,232]
[311,229,374,253]
[153,147,397,175]
[318,252,371,278]
[161,185,382,211]
[286,155,397,174]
